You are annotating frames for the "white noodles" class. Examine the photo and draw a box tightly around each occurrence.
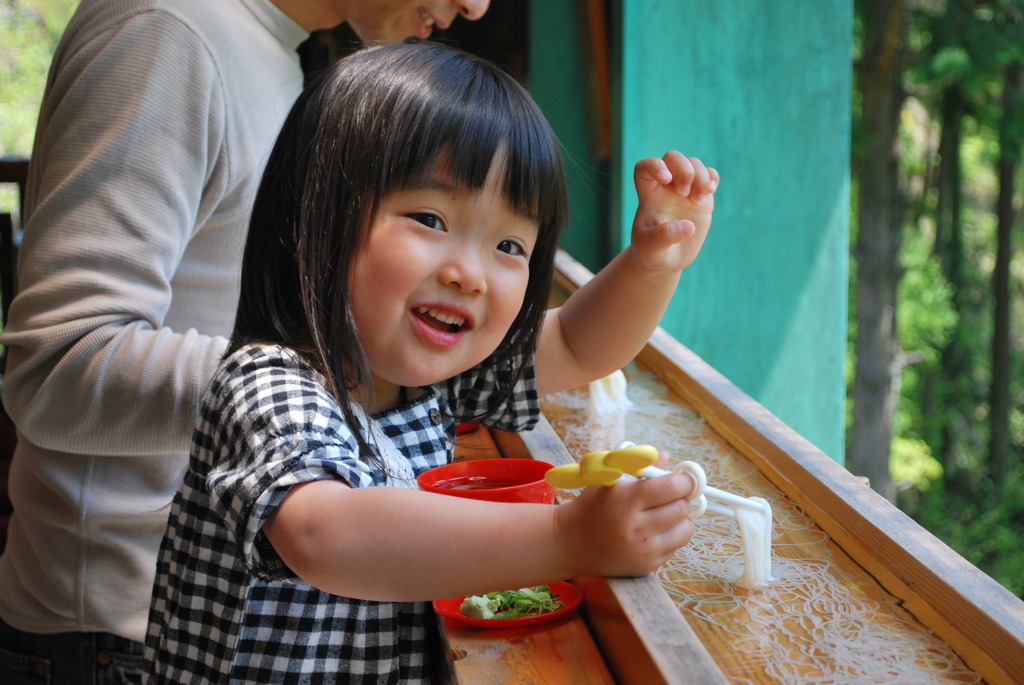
[583,370,633,449]
[732,497,774,591]
[587,369,633,415]
[543,363,980,684]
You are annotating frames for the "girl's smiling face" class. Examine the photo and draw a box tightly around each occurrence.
[349,161,538,412]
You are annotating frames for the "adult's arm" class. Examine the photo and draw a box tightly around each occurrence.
[1,11,231,456]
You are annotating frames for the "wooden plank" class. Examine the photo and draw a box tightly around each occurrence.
[436,610,616,685]
[550,248,1024,685]
[492,416,574,467]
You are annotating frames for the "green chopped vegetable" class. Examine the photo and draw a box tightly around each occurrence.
[459,585,566,619]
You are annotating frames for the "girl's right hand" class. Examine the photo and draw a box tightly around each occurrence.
[629,151,718,275]
[554,469,697,578]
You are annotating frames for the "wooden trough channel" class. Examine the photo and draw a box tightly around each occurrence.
[435,250,1024,685]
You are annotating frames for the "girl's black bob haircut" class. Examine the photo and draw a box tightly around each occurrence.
[232,40,568,442]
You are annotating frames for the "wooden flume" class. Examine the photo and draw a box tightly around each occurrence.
[433,250,1024,685]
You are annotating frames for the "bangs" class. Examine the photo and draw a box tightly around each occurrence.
[396,96,564,228]
[334,41,566,232]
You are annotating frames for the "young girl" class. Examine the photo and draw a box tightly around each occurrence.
[145,40,718,683]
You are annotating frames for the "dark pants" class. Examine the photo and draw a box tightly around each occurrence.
[0,617,145,684]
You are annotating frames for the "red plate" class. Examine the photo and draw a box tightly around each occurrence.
[433,581,582,628]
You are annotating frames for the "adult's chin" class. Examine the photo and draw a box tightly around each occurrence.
[347,19,432,45]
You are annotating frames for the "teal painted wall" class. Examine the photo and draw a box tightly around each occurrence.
[528,1,613,270]
[531,1,851,462]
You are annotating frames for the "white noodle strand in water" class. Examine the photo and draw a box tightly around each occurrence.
[585,369,632,449]
[732,497,774,591]
[543,363,980,684]
[587,369,633,415]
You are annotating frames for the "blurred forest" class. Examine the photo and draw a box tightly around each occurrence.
[850,0,1023,597]
[1,0,1021,596]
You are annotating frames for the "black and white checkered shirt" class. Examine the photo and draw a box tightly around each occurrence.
[144,344,539,684]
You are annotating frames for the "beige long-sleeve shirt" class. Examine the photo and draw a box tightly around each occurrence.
[0,0,307,642]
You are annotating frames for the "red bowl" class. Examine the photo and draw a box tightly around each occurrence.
[417,458,555,504]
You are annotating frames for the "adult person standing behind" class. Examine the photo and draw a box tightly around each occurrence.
[0,1,489,682]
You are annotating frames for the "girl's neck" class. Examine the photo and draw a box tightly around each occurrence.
[365,383,411,414]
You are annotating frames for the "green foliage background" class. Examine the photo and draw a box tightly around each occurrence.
[1,1,73,153]
[851,0,1024,597]
[1,0,75,211]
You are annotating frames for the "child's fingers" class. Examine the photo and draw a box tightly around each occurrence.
[645,485,694,527]
[636,479,697,564]
[633,156,672,196]
[673,154,713,197]
[635,472,699,510]
[661,150,696,195]
[651,450,707,481]
[687,158,711,195]
[654,449,672,469]
[653,517,697,565]
[661,151,719,199]
[634,152,719,207]
[708,165,721,191]
[657,512,697,545]
[661,219,697,243]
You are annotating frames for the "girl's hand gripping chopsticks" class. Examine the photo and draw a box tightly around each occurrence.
[545,441,770,522]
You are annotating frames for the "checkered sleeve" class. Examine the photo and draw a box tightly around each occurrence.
[203,346,378,581]
[441,349,540,432]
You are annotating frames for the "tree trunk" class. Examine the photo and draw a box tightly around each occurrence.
[934,86,966,475]
[849,0,909,502]
[988,62,1021,488]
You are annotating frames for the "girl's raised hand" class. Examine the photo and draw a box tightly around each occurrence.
[554,464,697,578]
[630,151,719,273]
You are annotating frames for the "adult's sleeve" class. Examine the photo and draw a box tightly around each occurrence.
[1,11,232,456]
